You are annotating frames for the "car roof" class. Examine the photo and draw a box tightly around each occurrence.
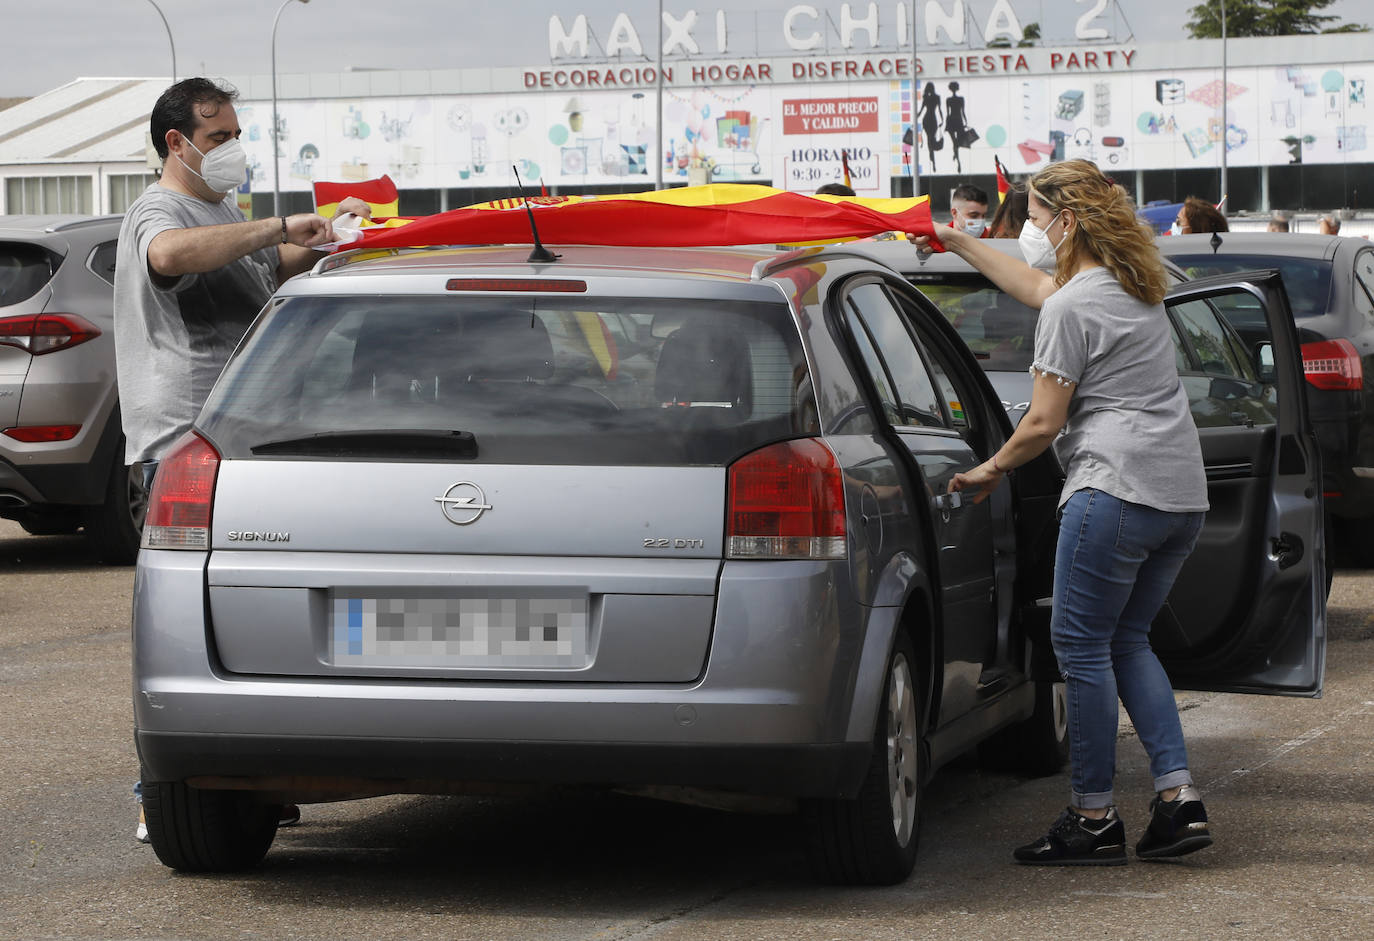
[0,214,122,236]
[1157,231,1347,262]
[313,243,791,283]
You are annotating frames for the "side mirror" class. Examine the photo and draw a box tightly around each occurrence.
[1255,342,1276,384]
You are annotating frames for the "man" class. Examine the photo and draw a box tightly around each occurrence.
[116,77,365,844]
[1320,213,1342,235]
[1267,216,1290,233]
[949,183,989,237]
[115,77,365,487]
[816,182,855,196]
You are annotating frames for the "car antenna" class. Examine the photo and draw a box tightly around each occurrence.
[1210,231,1223,254]
[512,165,559,263]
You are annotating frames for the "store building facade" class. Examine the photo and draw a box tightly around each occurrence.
[1,6,1370,221]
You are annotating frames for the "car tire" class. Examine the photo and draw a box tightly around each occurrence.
[978,644,1069,777]
[84,448,144,565]
[142,778,280,872]
[805,631,923,886]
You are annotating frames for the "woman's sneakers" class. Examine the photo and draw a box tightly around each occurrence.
[1136,785,1212,860]
[1014,807,1127,866]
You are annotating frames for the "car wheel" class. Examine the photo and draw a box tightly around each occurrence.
[979,643,1069,777]
[142,778,280,872]
[806,631,923,886]
[84,449,144,565]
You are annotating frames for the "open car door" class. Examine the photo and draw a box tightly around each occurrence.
[1154,271,1326,696]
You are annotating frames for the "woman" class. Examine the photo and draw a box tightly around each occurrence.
[917,83,943,173]
[987,183,1029,238]
[1172,196,1228,235]
[914,159,1212,866]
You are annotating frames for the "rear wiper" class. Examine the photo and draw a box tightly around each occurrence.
[250,429,477,459]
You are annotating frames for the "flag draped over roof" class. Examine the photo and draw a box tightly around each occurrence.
[314,174,399,218]
[346,184,936,251]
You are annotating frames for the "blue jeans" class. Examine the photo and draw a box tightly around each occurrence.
[1051,489,1205,810]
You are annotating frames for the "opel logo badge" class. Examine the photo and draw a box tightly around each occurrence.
[435,481,491,525]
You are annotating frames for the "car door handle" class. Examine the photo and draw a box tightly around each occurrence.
[932,491,963,512]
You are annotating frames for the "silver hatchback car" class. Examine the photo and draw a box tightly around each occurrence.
[133,240,1325,884]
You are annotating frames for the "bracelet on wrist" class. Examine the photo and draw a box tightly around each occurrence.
[992,453,1007,474]
[280,216,288,244]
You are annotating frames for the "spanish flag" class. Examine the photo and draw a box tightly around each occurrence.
[350,184,936,251]
[993,155,1011,205]
[314,174,399,219]
[841,151,853,189]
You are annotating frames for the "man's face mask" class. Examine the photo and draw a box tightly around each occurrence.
[964,218,987,238]
[178,136,247,194]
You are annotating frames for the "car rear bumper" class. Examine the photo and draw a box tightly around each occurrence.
[133,550,884,800]
[134,732,871,799]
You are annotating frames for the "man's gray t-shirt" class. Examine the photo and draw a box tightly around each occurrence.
[114,185,278,463]
[1032,266,1209,513]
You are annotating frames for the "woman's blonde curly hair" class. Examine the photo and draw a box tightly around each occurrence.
[1028,159,1169,305]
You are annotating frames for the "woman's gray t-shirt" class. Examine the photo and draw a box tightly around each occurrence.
[114,184,278,464]
[1032,266,1209,512]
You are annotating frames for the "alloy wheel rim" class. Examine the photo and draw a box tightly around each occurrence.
[887,653,918,845]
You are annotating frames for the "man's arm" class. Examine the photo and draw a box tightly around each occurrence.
[147,213,333,280]
[275,197,374,284]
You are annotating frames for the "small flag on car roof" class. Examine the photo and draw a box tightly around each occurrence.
[314,174,399,219]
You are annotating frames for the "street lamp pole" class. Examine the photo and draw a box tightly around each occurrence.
[271,0,310,217]
[143,0,175,82]
[655,0,664,190]
[1220,0,1228,211]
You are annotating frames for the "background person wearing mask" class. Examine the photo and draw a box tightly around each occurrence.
[950,183,990,237]
[1319,213,1342,235]
[1172,197,1228,235]
[116,76,367,844]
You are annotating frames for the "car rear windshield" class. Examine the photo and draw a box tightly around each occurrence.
[0,242,57,308]
[1167,254,1333,319]
[198,294,815,466]
[910,277,1038,372]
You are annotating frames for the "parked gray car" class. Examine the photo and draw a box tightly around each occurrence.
[1159,232,1374,565]
[132,239,1326,885]
[0,214,141,562]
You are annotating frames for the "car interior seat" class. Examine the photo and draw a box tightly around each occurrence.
[654,322,753,418]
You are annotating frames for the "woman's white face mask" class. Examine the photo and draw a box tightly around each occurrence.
[1018,211,1067,269]
[178,137,247,194]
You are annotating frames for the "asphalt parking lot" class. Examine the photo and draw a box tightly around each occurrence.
[1,518,1370,940]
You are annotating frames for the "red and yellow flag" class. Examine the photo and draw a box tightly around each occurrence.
[993,155,1011,204]
[841,151,853,189]
[349,184,935,251]
[314,174,399,219]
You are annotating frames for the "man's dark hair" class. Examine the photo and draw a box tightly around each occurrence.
[951,183,989,205]
[150,77,238,160]
[816,182,856,196]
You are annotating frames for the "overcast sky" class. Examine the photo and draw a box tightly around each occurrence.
[5,0,1367,98]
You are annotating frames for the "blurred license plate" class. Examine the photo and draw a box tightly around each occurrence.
[330,594,589,668]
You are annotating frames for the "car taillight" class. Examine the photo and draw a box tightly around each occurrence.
[142,431,220,550]
[1302,338,1362,391]
[0,313,101,354]
[727,438,847,560]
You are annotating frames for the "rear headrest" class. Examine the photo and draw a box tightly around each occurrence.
[654,323,751,413]
[461,314,556,381]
